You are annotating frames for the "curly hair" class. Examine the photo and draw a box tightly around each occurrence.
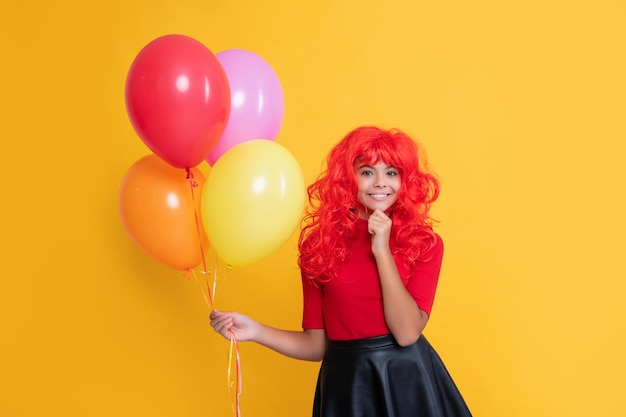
[298,126,440,283]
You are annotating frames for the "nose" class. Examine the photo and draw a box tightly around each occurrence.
[374,174,386,188]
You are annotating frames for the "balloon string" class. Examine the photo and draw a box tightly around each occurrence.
[194,262,239,417]
[228,330,242,417]
[211,253,219,305]
[185,169,241,415]
[186,168,214,308]
[215,259,240,417]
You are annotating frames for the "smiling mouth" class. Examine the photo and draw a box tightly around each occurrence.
[369,193,390,200]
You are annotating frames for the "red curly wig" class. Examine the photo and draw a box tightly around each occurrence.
[298,126,440,283]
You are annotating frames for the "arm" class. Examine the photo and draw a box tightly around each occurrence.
[210,310,327,362]
[368,209,429,347]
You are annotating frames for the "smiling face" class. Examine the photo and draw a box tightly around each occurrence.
[354,160,401,218]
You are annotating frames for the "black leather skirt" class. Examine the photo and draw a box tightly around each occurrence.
[312,334,472,417]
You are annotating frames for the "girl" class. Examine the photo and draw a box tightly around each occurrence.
[210,126,472,417]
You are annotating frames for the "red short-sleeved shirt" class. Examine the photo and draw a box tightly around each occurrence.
[301,219,443,340]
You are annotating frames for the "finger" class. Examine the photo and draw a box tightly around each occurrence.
[371,209,384,218]
[209,309,223,320]
[214,319,233,335]
[210,315,230,331]
[213,315,231,326]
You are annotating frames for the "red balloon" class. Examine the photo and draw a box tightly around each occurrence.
[125,34,230,169]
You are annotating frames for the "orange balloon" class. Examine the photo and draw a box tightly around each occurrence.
[119,154,209,270]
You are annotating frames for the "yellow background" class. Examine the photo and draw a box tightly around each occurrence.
[1,1,625,416]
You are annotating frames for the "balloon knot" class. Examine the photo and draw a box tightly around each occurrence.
[185,169,198,187]
[182,269,192,280]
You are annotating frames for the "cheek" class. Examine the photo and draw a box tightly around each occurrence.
[356,190,367,204]
[356,178,369,193]
[392,182,402,200]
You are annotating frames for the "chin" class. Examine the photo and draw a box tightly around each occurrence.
[369,205,392,213]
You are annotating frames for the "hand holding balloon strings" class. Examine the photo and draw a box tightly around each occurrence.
[187,167,242,417]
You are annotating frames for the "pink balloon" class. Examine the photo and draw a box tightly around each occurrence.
[206,49,284,165]
[125,34,230,169]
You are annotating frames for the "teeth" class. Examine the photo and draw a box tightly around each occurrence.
[371,194,388,198]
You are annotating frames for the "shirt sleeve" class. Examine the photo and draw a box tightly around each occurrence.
[301,273,325,330]
[405,234,444,316]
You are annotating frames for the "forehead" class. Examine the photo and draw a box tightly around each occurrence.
[354,159,392,168]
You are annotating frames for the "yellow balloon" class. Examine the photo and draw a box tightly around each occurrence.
[201,140,305,267]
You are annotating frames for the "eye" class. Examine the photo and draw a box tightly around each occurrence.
[359,168,373,176]
[386,169,399,177]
